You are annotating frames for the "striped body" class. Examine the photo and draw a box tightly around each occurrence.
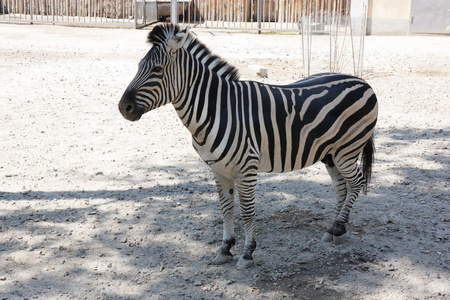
[119,24,378,269]
[181,74,377,174]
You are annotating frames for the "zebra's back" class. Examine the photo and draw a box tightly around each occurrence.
[241,73,378,173]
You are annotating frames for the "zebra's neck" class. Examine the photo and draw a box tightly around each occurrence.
[170,39,239,137]
[172,56,233,140]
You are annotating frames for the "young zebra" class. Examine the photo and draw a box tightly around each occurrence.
[118,24,378,269]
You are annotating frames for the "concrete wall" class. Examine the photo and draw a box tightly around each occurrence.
[366,0,412,35]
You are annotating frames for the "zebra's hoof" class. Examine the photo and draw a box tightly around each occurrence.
[332,232,347,245]
[212,252,233,265]
[236,256,254,269]
[321,231,334,243]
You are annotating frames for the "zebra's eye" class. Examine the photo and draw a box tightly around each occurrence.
[151,66,163,73]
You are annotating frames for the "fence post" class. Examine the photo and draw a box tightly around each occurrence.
[30,0,34,23]
[171,0,178,25]
[52,0,55,24]
[257,0,261,34]
[134,0,138,28]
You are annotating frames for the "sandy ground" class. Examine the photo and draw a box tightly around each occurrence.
[0,24,449,299]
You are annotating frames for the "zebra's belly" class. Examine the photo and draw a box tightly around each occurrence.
[256,142,325,174]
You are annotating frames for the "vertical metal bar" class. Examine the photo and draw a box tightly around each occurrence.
[107,0,109,23]
[301,0,305,76]
[78,0,80,22]
[222,0,225,28]
[250,0,253,24]
[196,0,200,25]
[171,0,178,25]
[359,1,367,77]
[199,0,202,25]
[261,0,264,29]
[257,0,261,34]
[83,0,85,23]
[193,0,196,25]
[30,0,33,22]
[217,0,220,27]
[134,0,137,28]
[100,0,103,23]
[244,0,247,28]
[187,0,190,26]
[284,0,288,29]
[192,0,195,24]
[207,0,210,28]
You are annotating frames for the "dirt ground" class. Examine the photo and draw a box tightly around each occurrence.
[0,24,449,300]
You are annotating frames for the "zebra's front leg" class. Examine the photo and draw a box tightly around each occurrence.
[212,172,236,265]
[235,173,257,269]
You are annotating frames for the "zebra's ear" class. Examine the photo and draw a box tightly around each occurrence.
[167,26,190,54]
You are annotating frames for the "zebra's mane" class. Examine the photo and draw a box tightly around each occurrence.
[148,23,240,81]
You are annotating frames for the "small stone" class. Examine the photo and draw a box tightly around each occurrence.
[194,281,203,286]
[257,68,268,78]
[0,276,6,281]
[248,64,268,78]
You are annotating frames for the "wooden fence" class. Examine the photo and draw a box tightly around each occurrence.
[182,0,350,24]
[2,0,135,18]
[0,0,157,27]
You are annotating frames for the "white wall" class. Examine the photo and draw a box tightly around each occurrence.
[366,0,412,35]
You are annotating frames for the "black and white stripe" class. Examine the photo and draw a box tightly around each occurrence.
[119,24,378,269]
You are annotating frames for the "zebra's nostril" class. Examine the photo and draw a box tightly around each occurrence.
[125,104,134,113]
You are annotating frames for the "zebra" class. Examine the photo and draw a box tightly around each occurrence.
[118,23,378,269]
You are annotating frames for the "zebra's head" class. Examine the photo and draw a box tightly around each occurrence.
[119,24,190,121]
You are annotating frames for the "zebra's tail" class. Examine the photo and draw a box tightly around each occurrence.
[361,134,375,194]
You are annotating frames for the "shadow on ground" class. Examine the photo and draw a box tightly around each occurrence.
[1,127,449,299]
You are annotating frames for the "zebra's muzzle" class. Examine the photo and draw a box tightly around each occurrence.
[119,90,144,121]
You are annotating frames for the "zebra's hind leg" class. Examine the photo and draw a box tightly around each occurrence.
[322,161,349,244]
[333,162,364,244]
[212,172,236,265]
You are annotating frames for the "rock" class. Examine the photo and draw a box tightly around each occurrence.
[257,68,268,78]
[248,64,269,78]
